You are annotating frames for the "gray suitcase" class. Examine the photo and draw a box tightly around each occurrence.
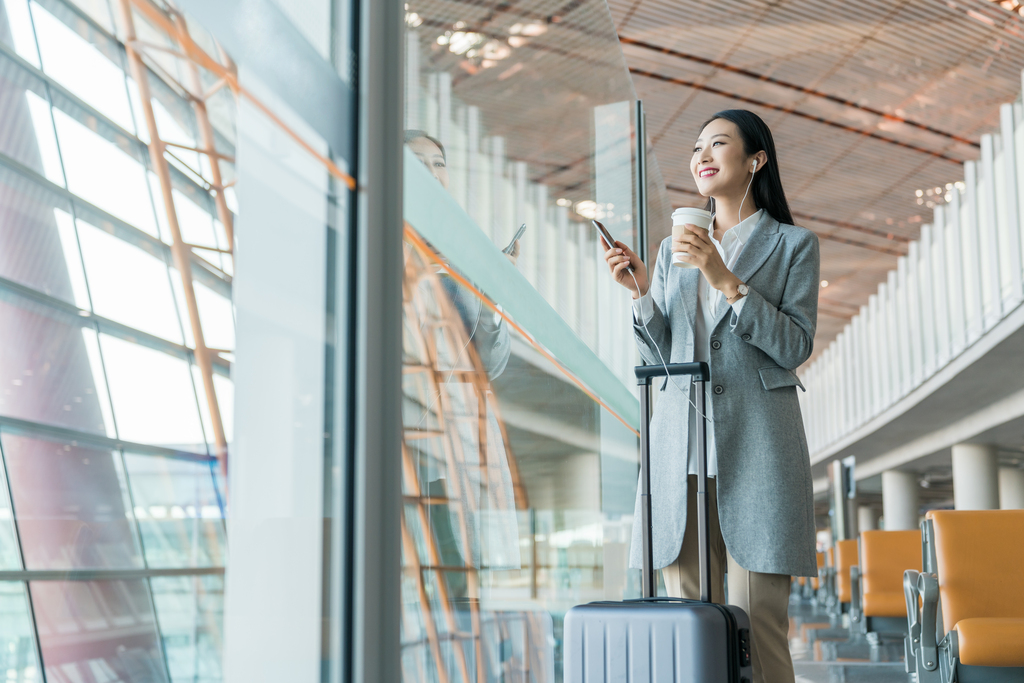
[563,363,754,682]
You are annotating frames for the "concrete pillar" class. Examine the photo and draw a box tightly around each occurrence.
[858,505,880,532]
[999,467,1024,509]
[882,470,920,531]
[952,444,999,510]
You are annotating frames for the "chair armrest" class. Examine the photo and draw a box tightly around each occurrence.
[917,572,940,672]
[850,565,862,622]
[904,569,920,673]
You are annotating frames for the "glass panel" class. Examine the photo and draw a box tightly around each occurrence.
[31,0,135,133]
[0,165,86,306]
[99,334,205,449]
[150,575,223,683]
[30,579,169,682]
[0,293,111,436]
[0,582,42,683]
[0,0,41,67]
[123,453,225,569]
[400,2,675,678]
[1,431,141,569]
[61,0,114,34]
[52,107,158,237]
[0,449,21,568]
[193,283,233,352]
[76,218,184,344]
[0,55,63,183]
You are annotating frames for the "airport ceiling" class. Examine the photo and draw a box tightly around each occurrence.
[409,0,1024,359]
[610,0,1024,355]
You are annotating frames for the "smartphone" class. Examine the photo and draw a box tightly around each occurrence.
[502,223,527,254]
[592,220,633,273]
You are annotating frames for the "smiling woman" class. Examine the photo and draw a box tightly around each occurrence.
[604,109,819,683]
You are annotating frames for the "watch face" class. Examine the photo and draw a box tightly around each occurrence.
[738,284,749,295]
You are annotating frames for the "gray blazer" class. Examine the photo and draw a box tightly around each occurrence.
[628,212,819,577]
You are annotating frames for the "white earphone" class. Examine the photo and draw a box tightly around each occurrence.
[752,159,758,171]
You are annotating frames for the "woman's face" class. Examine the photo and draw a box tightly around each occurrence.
[690,118,757,198]
[409,136,449,190]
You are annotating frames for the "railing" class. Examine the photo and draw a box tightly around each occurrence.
[799,82,1024,457]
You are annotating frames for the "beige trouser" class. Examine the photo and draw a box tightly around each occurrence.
[662,475,795,683]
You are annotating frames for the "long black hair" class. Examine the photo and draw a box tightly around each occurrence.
[698,109,794,226]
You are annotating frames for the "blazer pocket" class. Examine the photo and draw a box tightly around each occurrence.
[758,366,806,392]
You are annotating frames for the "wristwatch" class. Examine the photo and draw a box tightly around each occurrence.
[727,283,748,304]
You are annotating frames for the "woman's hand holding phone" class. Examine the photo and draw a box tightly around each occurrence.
[602,237,648,298]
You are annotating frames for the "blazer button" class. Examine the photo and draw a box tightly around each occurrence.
[741,333,752,341]
[711,340,722,350]
[714,385,724,395]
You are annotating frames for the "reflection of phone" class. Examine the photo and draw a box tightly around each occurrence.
[502,223,526,254]
[592,220,633,273]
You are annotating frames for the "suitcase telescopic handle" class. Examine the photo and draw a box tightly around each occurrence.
[634,362,712,602]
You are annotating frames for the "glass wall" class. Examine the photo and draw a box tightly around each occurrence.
[0,0,674,678]
[801,96,1024,459]
[400,1,671,679]
[0,0,231,679]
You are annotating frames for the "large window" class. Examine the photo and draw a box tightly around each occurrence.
[0,0,231,680]
[399,1,671,679]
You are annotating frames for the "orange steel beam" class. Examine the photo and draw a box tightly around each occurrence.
[170,12,235,250]
[129,0,356,191]
[116,0,229,473]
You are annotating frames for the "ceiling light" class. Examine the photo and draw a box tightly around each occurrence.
[481,59,496,68]
[509,23,523,35]
[574,200,598,219]
[820,280,829,288]
[556,198,571,207]
[405,12,423,27]
[448,31,484,55]
[508,36,527,47]
[519,22,547,36]
[915,189,923,197]
[933,186,942,194]
[453,21,466,29]
[482,40,511,60]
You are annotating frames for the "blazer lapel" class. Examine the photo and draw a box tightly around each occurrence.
[714,213,782,323]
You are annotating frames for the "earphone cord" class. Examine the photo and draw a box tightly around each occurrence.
[628,269,714,424]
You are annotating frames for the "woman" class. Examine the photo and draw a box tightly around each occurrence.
[603,110,818,683]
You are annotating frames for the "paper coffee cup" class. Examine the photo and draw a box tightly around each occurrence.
[671,207,713,268]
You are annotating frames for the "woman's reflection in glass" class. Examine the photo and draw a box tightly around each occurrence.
[403,130,522,612]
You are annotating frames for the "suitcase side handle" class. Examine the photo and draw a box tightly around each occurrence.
[635,362,712,602]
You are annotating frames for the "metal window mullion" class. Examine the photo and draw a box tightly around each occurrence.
[0,414,212,462]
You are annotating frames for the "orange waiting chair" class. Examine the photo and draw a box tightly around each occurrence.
[859,529,922,654]
[835,539,859,619]
[905,510,1024,683]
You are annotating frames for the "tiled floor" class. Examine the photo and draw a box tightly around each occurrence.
[788,599,911,683]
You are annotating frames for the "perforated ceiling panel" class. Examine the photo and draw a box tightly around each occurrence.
[610,0,1024,351]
